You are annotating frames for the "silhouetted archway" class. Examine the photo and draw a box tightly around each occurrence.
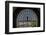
[13,7,40,28]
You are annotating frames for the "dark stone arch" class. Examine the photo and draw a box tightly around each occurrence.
[13,7,40,28]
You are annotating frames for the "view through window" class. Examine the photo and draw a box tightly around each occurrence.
[16,9,38,27]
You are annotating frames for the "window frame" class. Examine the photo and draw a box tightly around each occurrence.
[5,1,45,34]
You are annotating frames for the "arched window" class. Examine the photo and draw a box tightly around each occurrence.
[16,9,38,27]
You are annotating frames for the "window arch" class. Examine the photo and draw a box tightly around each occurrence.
[16,9,38,27]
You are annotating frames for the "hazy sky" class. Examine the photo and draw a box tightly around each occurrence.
[17,9,38,21]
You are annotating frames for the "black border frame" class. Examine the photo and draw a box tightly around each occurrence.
[5,1,45,34]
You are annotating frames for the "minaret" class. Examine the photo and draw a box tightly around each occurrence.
[27,16,28,22]
[27,16,28,26]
